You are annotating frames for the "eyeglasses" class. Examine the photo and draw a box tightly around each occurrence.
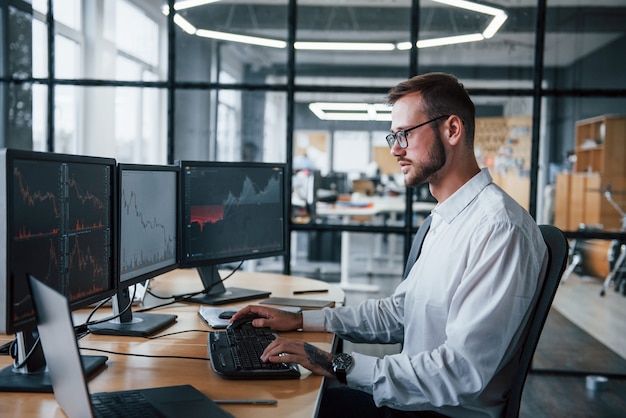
[386,115,450,149]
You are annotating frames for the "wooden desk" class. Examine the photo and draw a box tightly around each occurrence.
[0,270,345,418]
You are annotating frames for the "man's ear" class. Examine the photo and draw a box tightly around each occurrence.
[446,115,464,146]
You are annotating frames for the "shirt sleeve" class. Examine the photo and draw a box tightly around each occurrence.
[302,279,412,344]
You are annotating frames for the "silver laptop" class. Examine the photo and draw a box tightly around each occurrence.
[28,275,233,418]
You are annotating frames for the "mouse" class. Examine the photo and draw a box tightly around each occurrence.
[226,314,264,330]
[218,310,237,320]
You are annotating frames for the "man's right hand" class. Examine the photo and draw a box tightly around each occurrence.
[230,305,303,331]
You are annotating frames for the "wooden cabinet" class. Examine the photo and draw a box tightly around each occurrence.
[568,115,626,231]
[553,115,626,279]
[574,114,626,177]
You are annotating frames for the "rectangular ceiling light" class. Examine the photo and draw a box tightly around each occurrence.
[309,102,392,121]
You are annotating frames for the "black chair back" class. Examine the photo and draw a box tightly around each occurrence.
[504,224,569,418]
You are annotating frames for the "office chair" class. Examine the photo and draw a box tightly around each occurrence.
[504,224,569,418]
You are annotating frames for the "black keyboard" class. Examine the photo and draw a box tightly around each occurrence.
[208,324,301,379]
[91,390,164,418]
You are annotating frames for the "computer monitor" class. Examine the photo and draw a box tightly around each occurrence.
[0,148,115,392]
[179,161,287,305]
[89,164,179,337]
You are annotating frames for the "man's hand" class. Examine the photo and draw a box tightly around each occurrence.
[230,305,303,331]
[261,337,335,378]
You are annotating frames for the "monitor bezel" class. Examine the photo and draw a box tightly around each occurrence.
[177,160,288,269]
[117,163,179,289]
[1,148,118,335]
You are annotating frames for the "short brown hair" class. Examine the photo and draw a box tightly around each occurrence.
[387,72,475,144]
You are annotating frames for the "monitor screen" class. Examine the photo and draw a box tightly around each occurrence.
[0,149,116,335]
[0,148,115,390]
[89,164,178,337]
[178,161,286,305]
[119,164,178,285]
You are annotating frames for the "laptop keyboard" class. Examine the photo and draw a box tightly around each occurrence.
[208,324,300,379]
[91,390,165,418]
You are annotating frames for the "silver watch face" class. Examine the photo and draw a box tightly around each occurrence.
[333,353,353,370]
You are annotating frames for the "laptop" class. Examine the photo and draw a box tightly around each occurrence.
[28,275,233,418]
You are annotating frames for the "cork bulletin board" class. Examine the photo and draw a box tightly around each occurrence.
[475,116,532,209]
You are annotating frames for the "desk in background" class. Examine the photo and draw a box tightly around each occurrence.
[316,197,435,291]
[0,270,345,418]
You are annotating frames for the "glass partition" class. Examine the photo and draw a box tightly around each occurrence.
[85,0,167,82]
[173,0,289,85]
[295,1,412,85]
[174,89,287,164]
[545,0,626,90]
[1,0,625,285]
[52,85,166,162]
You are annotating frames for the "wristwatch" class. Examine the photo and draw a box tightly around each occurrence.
[332,353,353,384]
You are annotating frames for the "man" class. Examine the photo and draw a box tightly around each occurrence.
[231,72,548,417]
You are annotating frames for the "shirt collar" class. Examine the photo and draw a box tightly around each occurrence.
[432,168,493,225]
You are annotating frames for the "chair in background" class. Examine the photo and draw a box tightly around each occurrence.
[504,224,569,418]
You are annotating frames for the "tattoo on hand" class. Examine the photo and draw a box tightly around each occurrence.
[304,343,333,374]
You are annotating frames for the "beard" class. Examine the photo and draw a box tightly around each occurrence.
[404,130,446,188]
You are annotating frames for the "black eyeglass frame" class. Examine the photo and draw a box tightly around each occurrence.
[386,115,450,149]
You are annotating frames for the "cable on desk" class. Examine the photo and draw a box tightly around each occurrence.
[0,340,12,355]
[143,329,210,340]
[70,261,246,324]
[172,261,243,300]
[79,345,211,362]
[72,286,138,334]
[135,292,197,312]
[9,336,41,370]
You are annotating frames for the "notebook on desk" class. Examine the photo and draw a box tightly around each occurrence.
[198,305,302,329]
[27,275,233,418]
[260,297,335,310]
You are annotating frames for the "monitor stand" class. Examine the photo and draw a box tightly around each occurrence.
[89,286,177,337]
[0,329,107,393]
[183,265,271,305]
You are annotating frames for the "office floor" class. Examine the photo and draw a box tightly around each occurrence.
[273,231,626,417]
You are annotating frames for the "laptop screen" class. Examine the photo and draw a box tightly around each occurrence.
[28,275,95,418]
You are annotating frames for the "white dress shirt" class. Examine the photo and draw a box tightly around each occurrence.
[303,168,548,418]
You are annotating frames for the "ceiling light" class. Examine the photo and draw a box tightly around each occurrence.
[482,12,507,39]
[397,0,507,50]
[430,0,502,16]
[417,33,485,48]
[196,29,287,48]
[173,0,221,12]
[173,14,197,35]
[295,42,396,51]
[161,0,222,16]
[309,102,392,121]
[430,0,508,41]
[167,0,508,51]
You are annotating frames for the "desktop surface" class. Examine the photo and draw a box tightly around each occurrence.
[0,270,344,418]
